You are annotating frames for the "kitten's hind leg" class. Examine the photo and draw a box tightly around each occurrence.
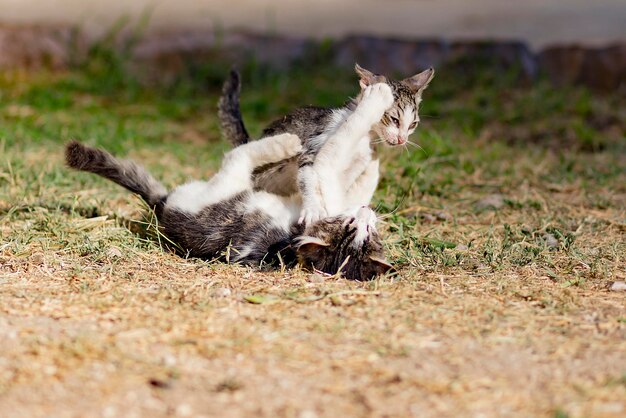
[167,133,301,213]
[218,133,301,177]
[212,133,301,192]
[239,133,302,168]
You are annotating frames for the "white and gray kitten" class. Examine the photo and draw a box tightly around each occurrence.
[65,132,392,280]
[218,64,434,223]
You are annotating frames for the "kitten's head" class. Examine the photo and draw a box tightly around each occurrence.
[295,207,393,281]
[355,64,435,146]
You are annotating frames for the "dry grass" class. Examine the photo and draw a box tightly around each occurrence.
[0,66,625,417]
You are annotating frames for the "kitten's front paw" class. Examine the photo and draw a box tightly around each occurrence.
[298,206,328,226]
[283,134,303,155]
[370,83,394,108]
[360,83,394,120]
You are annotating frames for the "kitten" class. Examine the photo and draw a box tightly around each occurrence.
[218,64,434,224]
[65,129,392,280]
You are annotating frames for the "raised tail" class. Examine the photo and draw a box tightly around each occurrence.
[218,69,250,146]
[65,140,168,207]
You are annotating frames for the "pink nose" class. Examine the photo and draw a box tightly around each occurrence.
[397,136,407,145]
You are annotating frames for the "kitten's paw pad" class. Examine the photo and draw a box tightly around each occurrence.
[298,207,327,226]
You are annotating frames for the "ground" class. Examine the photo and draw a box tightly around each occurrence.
[0,58,625,418]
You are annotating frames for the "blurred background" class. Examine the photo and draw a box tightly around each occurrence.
[1,0,625,48]
[1,0,625,91]
[0,0,624,169]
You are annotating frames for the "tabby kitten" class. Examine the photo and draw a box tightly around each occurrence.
[65,133,392,280]
[218,64,434,224]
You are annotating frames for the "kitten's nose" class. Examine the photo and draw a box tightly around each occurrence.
[397,136,407,145]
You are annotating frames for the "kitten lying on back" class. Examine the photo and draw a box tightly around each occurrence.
[65,85,395,280]
[219,64,434,224]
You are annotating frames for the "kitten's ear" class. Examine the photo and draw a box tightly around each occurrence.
[355,63,386,89]
[295,236,329,256]
[369,257,395,277]
[403,68,435,94]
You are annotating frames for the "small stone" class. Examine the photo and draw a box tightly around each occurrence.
[212,287,231,297]
[308,274,325,283]
[543,233,559,248]
[609,281,626,292]
[475,194,505,210]
[455,244,469,251]
[29,252,45,265]
[163,354,177,366]
[175,404,193,417]
[106,246,123,258]
[43,365,57,375]
[299,410,318,418]
[102,406,117,418]
[435,211,452,221]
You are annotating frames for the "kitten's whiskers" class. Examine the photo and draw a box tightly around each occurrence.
[406,140,429,157]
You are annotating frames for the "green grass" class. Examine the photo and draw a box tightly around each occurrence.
[0,56,625,417]
[1,59,625,277]
[1,56,624,284]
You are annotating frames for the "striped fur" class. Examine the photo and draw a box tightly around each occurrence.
[218,70,250,146]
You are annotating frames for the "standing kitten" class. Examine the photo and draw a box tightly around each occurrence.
[218,64,434,224]
[65,95,393,280]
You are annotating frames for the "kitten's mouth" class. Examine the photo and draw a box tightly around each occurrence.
[379,132,407,146]
[386,139,406,147]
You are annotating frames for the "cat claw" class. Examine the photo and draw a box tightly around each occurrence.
[298,207,328,225]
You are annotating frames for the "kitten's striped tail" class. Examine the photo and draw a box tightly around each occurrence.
[65,140,167,207]
[218,70,250,147]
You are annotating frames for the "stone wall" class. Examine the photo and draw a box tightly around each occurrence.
[0,25,624,92]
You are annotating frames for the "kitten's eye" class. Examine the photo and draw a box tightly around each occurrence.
[390,117,400,126]
[409,121,417,129]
